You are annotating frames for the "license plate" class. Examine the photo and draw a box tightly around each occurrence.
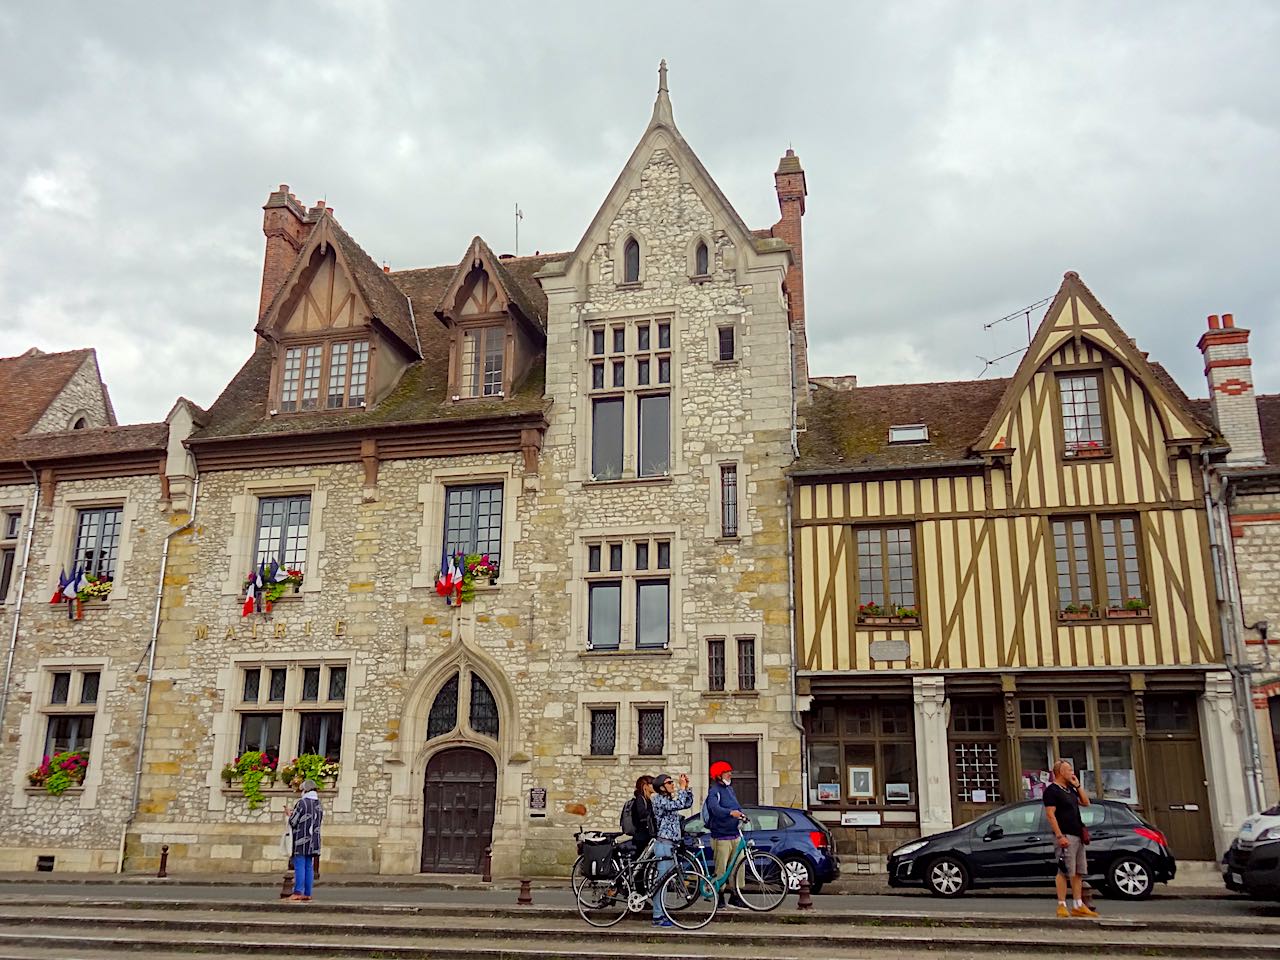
[1231,872,1243,884]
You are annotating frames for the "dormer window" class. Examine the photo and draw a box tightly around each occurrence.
[460,327,505,398]
[623,237,640,284]
[694,241,709,277]
[888,424,929,444]
[280,339,369,412]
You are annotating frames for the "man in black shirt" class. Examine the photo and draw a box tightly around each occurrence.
[1043,759,1097,918]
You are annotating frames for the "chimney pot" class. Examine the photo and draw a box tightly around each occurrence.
[278,183,289,192]
[382,264,390,274]
[1223,313,1235,328]
[316,200,326,210]
[1208,314,1220,329]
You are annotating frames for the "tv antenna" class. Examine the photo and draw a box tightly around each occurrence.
[514,203,524,256]
[975,294,1052,378]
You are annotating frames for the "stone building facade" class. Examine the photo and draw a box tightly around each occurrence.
[0,67,809,879]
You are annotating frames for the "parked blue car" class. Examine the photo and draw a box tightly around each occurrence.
[682,804,840,894]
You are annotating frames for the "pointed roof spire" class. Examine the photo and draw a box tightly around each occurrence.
[652,58,673,126]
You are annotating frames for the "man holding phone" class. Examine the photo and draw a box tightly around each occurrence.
[1043,759,1097,918]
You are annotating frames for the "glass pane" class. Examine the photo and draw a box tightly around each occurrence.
[469,674,500,738]
[623,240,639,283]
[882,742,916,805]
[856,528,885,610]
[591,362,604,390]
[637,323,650,351]
[842,703,873,735]
[707,638,726,692]
[808,742,840,803]
[80,671,99,705]
[720,465,738,537]
[657,541,670,570]
[636,579,669,648]
[482,328,504,396]
[591,399,624,480]
[427,674,460,740]
[443,484,503,569]
[1018,698,1048,730]
[718,326,734,361]
[588,544,601,573]
[349,341,369,405]
[1099,737,1138,804]
[1056,738,1095,794]
[637,708,664,755]
[1018,738,1053,799]
[328,666,347,702]
[657,357,671,384]
[268,668,287,702]
[638,394,670,476]
[1059,373,1105,452]
[736,637,755,691]
[298,711,343,762]
[1096,697,1127,729]
[658,323,671,350]
[588,582,622,649]
[843,743,875,799]
[952,741,1002,804]
[880,702,912,735]
[50,672,71,705]
[238,713,282,756]
[635,541,649,570]
[590,709,617,755]
[1147,695,1194,732]
[327,341,349,407]
[612,326,626,353]
[637,358,650,385]
[951,700,997,734]
[1057,698,1088,729]
[301,667,320,702]
[242,668,260,703]
[591,329,605,356]
[612,360,625,388]
[696,243,710,275]
[994,804,1045,835]
[609,543,623,571]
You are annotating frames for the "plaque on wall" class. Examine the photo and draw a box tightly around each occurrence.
[841,811,882,827]
[868,639,911,662]
[528,787,547,818]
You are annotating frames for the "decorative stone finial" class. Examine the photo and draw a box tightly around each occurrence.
[652,59,674,126]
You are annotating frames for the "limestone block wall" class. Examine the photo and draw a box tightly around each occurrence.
[0,472,170,871]
[31,357,112,432]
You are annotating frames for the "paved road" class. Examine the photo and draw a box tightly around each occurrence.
[0,881,1274,921]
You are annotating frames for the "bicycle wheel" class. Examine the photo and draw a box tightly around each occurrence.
[662,848,707,912]
[570,856,587,896]
[732,850,787,911]
[662,868,717,929]
[575,872,629,927]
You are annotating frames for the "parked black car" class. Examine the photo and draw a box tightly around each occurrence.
[887,799,1176,899]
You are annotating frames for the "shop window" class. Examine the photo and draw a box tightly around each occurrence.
[806,700,916,807]
[951,700,998,734]
[1146,695,1195,732]
[1096,697,1128,729]
[1014,694,1138,805]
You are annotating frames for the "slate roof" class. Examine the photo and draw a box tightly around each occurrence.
[797,362,1211,476]
[0,349,94,462]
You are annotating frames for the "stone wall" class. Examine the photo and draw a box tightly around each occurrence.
[0,472,170,871]
[31,357,112,433]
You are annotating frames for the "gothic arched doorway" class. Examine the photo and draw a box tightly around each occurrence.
[421,747,496,873]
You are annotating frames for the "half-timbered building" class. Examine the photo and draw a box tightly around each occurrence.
[791,272,1253,868]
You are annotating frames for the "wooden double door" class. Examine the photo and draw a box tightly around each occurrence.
[421,747,496,874]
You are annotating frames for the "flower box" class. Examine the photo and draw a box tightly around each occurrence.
[860,616,893,625]
[890,617,920,626]
[1065,445,1109,460]
[27,751,89,795]
[1059,611,1096,622]
[1106,608,1145,619]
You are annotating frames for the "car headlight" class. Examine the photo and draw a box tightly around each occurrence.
[1257,827,1279,843]
[892,841,928,858]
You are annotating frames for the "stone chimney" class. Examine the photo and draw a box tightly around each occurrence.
[773,148,809,396]
[1198,313,1265,465]
[259,184,311,321]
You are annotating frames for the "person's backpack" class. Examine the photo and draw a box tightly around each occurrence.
[620,797,637,836]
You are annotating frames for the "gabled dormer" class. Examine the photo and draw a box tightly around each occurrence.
[256,208,420,415]
[433,236,546,402]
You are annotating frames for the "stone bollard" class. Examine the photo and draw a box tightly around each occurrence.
[796,877,814,911]
[156,845,169,879]
[517,878,533,905]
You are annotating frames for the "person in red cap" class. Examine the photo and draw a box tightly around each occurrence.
[704,760,748,908]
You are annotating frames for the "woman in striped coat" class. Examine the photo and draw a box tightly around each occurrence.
[287,779,324,901]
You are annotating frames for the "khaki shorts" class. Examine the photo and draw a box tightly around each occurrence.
[1057,835,1088,877]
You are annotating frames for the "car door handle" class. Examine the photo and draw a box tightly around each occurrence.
[769,836,782,842]
[1026,836,1041,842]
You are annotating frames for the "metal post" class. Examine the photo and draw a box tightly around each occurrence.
[796,877,813,911]
[517,878,532,905]
[156,845,168,879]
[481,846,492,884]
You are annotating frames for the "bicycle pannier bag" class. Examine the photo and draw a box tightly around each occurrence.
[582,839,616,879]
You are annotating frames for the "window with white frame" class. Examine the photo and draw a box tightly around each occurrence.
[584,536,671,650]
[1,510,20,602]
[587,318,672,480]
[73,507,123,581]
[42,668,100,762]
[280,339,369,412]
[236,662,348,762]
[255,495,310,573]
[459,326,505,398]
[442,484,503,569]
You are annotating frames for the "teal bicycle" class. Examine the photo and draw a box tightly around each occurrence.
[692,817,789,911]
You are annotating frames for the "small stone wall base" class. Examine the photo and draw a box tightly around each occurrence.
[0,846,119,872]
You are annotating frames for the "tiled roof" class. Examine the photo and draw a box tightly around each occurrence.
[325,217,421,356]
[11,422,168,462]
[796,377,1009,474]
[0,348,94,462]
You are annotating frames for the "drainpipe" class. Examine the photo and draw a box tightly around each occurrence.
[117,463,200,872]
[1201,453,1264,813]
[0,465,42,749]
[785,327,809,804]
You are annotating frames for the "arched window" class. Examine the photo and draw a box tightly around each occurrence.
[469,674,499,738]
[623,237,640,284]
[71,417,87,430]
[694,241,709,276]
[426,674,459,740]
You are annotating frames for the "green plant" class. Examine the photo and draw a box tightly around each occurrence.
[223,751,278,808]
[1063,603,1093,615]
[895,607,919,619]
[1122,596,1149,611]
[76,575,113,602]
[857,602,884,620]
[278,754,340,790]
[27,751,89,795]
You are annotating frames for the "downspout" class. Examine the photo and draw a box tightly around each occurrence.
[786,327,808,804]
[117,461,200,872]
[1201,453,1263,813]
[0,465,42,747]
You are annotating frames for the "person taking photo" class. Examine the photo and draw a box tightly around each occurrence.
[649,772,693,928]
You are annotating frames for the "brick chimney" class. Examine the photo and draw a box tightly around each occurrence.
[1198,313,1265,465]
[259,185,311,321]
[773,148,809,397]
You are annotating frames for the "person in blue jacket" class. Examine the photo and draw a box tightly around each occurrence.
[704,760,749,908]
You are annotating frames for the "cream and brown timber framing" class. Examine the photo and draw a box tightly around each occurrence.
[793,272,1223,676]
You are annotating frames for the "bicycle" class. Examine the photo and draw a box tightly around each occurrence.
[574,831,717,929]
[569,829,704,903]
[693,817,788,911]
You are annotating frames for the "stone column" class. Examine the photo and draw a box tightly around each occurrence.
[1199,671,1251,858]
[913,676,953,837]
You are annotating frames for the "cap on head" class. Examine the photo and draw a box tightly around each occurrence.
[710,761,733,780]
[652,773,673,791]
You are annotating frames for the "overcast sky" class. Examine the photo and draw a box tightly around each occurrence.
[1,2,1276,424]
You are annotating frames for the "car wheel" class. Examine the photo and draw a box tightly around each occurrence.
[925,856,969,897]
[781,855,814,893]
[1107,855,1154,900]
